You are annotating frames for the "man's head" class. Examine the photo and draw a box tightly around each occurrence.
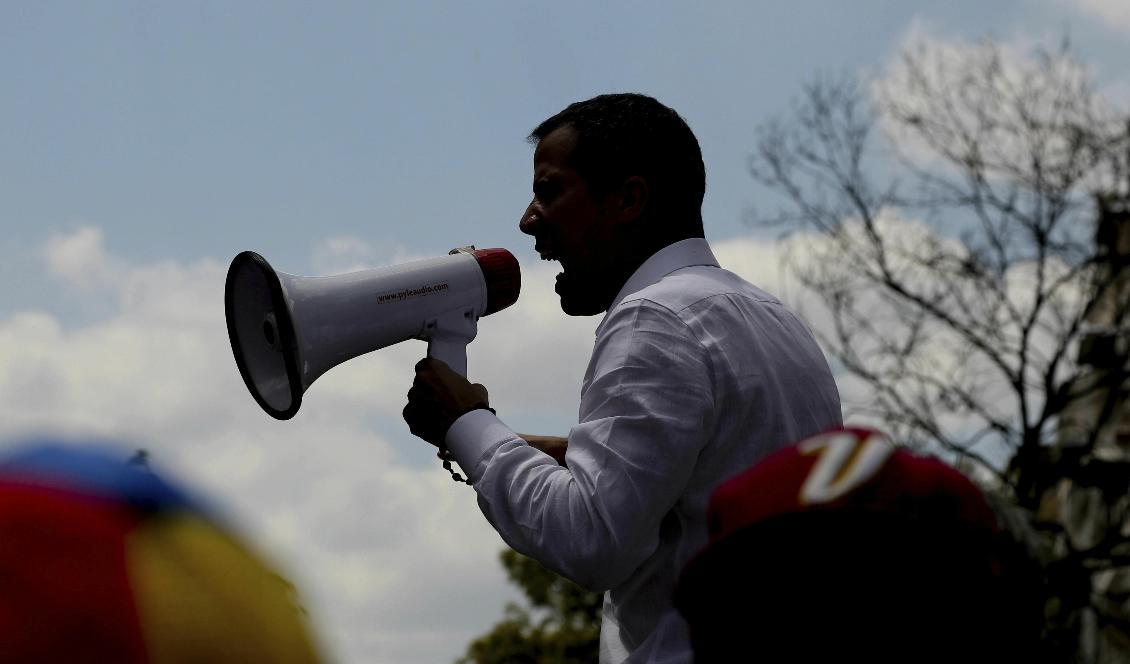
[520,94,706,315]
[675,428,1046,663]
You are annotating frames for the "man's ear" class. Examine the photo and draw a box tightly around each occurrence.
[615,176,648,224]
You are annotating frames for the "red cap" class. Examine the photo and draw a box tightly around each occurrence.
[704,427,998,544]
[676,427,1003,612]
[472,248,521,316]
[675,427,1039,662]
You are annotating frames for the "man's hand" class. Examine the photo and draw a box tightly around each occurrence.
[518,434,569,466]
[403,357,491,446]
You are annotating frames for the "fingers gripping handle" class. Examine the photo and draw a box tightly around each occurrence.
[424,310,478,377]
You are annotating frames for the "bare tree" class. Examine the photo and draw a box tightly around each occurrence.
[749,37,1130,661]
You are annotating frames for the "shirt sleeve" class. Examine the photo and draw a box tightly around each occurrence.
[444,299,717,591]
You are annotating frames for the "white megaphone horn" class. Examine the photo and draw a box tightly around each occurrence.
[225,246,520,420]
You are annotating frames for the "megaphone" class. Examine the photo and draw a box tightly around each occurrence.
[224,246,520,420]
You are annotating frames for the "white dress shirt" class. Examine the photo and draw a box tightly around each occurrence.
[446,238,842,663]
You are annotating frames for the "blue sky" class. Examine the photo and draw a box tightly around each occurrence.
[4,0,1128,321]
[1,2,1128,662]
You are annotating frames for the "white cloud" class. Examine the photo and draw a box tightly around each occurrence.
[310,235,380,275]
[712,236,788,294]
[872,19,1114,183]
[41,225,122,290]
[308,235,434,276]
[774,204,1092,472]
[1060,0,1130,37]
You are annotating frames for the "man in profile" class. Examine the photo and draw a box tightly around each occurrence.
[404,93,842,663]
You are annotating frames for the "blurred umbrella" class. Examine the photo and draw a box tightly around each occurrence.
[0,440,322,663]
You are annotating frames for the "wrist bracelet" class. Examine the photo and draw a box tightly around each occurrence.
[437,406,495,485]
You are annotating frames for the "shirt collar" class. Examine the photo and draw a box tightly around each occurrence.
[598,237,720,331]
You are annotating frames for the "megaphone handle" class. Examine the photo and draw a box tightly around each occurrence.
[427,336,468,377]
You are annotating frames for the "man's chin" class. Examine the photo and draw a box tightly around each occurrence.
[555,272,609,316]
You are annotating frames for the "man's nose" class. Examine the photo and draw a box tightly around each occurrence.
[519,202,540,236]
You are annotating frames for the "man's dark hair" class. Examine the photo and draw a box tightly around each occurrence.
[529,93,706,240]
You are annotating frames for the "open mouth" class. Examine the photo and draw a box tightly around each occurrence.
[536,243,563,271]
[534,235,571,282]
